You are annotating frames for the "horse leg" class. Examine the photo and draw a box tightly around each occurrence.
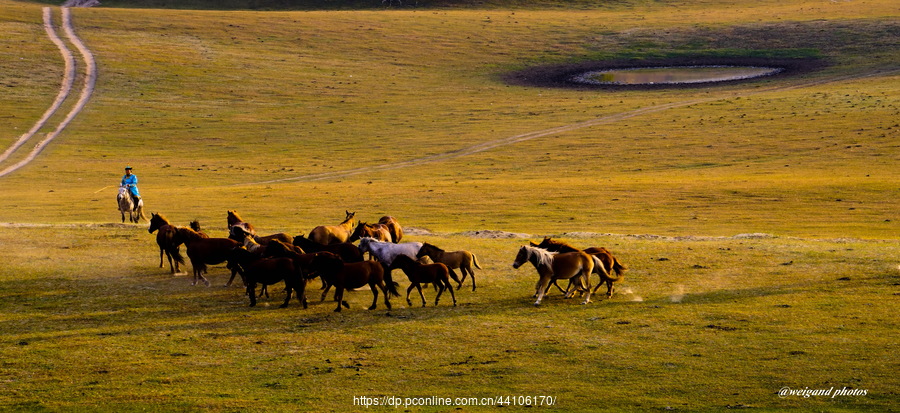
[607,281,614,298]
[580,273,593,305]
[406,284,415,306]
[159,246,165,268]
[446,278,457,306]
[534,276,551,306]
[463,265,476,292]
[320,282,332,302]
[416,283,427,307]
[433,281,443,307]
[297,279,308,309]
[368,282,380,311]
[448,268,463,290]
[280,282,293,308]
[247,283,257,307]
[334,287,345,312]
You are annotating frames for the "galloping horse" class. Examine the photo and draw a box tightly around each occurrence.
[417,243,481,291]
[391,255,456,308]
[512,245,594,306]
[229,247,306,309]
[117,186,147,223]
[309,252,399,312]
[148,213,198,275]
[177,227,240,287]
[348,222,392,243]
[308,211,356,245]
[532,237,627,298]
[378,216,403,243]
[357,237,423,267]
[293,235,363,263]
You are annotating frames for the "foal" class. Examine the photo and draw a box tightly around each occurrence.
[391,255,456,308]
[416,242,481,291]
[229,247,306,308]
[309,252,399,312]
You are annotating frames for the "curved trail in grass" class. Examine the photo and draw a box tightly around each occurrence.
[237,67,898,187]
[0,7,96,178]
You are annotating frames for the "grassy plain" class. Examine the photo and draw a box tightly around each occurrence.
[0,0,898,411]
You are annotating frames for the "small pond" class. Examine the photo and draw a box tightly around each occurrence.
[571,65,784,86]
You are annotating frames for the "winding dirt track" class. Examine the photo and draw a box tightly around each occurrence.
[0,7,95,178]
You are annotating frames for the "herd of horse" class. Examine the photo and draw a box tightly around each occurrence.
[146,210,627,311]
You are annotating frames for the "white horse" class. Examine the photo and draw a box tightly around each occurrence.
[357,237,422,267]
[117,186,146,223]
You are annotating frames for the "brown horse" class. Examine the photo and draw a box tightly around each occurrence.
[308,210,356,245]
[264,240,350,301]
[189,220,207,237]
[391,255,456,307]
[293,235,363,263]
[149,213,203,275]
[378,216,403,243]
[512,245,594,306]
[177,227,240,287]
[309,252,399,312]
[532,237,628,298]
[227,210,256,239]
[416,242,480,291]
[229,247,306,308]
[230,225,293,246]
[347,222,392,243]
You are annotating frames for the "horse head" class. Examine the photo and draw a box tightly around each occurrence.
[512,246,529,269]
[148,212,169,234]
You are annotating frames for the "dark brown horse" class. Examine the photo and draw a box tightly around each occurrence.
[177,227,240,287]
[230,225,293,246]
[512,245,594,306]
[308,210,356,245]
[347,222,392,243]
[532,237,628,298]
[149,213,203,275]
[229,247,306,308]
[309,252,399,312]
[416,242,480,291]
[377,216,403,243]
[293,235,363,263]
[391,255,456,307]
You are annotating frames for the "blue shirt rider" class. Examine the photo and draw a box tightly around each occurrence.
[121,166,141,209]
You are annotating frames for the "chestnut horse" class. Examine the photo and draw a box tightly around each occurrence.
[347,222,392,243]
[148,213,198,275]
[308,210,356,245]
[230,225,293,247]
[229,247,306,308]
[532,237,627,298]
[309,252,399,312]
[378,216,403,243]
[391,255,456,307]
[227,210,256,239]
[416,242,480,291]
[177,227,240,287]
[512,245,594,306]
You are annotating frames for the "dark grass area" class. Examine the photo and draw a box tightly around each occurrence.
[502,56,829,90]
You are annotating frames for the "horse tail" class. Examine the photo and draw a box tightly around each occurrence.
[612,257,627,278]
[169,246,185,266]
[384,270,400,297]
[472,253,482,269]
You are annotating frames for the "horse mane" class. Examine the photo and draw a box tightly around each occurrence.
[523,245,555,268]
[422,242,444,252]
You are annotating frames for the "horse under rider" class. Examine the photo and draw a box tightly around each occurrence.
[121,166,141,210]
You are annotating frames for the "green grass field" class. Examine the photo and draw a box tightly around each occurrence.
[0,0,898,410]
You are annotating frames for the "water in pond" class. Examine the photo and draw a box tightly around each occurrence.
[572,65,783,85]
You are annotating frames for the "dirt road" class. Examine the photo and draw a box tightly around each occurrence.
[0,7,96,178]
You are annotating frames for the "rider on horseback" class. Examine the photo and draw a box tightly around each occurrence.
[121,166,141,211]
